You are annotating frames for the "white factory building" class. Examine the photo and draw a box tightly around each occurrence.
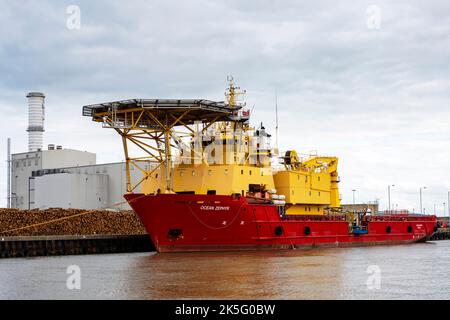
[7,92,145,211]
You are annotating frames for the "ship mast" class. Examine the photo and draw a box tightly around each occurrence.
[225,76,248,163]
[275,90,279,153]
[225,76,246,110]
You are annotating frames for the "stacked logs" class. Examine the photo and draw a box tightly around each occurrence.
[0,208,147,237]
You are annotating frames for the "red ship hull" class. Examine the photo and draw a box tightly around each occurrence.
[125,193,437,253]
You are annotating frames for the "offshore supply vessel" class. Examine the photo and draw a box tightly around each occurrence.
[83,78,437,252]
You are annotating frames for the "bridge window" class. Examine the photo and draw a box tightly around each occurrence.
[208,170,212,176]
[241,169,244,175]
[225,169,228,175]
[305,176,308,182]
[318,177,321,181]
[192,170,196,176]
[249,170,252,176]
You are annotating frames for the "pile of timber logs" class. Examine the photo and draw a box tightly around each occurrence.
[0,208,147,237]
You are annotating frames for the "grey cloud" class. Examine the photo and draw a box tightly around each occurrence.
[1,0,450,213]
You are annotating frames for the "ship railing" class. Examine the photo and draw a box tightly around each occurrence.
[363,215,436,222]
[383,209,410,215]
[284,215,348,221]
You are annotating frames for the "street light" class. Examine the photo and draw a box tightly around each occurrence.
[444,202,446,217]
[388,184,395,213]
[420,186,427,215]
[448,191,450,221]
[352,189,356,214]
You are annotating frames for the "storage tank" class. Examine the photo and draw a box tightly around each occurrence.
[26,92,45,152]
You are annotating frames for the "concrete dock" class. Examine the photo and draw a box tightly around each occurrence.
[0,234,155,258]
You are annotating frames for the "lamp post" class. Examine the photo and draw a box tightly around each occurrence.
[388,184,395,213]
[444,202,446,217]
[352,189,356,213]
[420,186,427,215]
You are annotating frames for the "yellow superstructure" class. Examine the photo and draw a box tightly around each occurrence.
[141,164,275,196]
[273,155,340,215]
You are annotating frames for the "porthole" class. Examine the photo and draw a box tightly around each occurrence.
[274,226,283,236]
[304,226,311,235]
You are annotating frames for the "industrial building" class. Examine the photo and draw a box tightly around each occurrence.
[11,147,95,209]
[7,92,145,211]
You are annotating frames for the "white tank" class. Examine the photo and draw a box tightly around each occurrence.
[26,92,45,152]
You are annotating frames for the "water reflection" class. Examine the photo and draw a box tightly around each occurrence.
[0,241,449,299]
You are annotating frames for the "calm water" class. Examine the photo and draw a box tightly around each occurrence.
[1,241,450,300]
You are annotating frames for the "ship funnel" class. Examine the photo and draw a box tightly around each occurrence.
[26,92,45,152]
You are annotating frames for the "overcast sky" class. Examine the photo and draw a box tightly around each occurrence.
[1,0,450,215]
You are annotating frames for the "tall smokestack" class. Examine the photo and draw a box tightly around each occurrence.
[7,137,11,209]
[26,92,45,152]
